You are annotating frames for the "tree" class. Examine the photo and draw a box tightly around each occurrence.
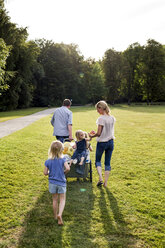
[122,43,143,104]
[86,61,105,104]
[0,38,13,94]
[0,2,39,109]
[34,39,85,106]
[140,39,165,103]
[102,49,122,104]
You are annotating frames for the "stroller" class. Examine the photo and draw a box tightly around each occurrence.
[63,139,92,182]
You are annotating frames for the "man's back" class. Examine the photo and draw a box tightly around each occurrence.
[51,106,72,136]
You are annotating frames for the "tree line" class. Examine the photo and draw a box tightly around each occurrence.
[0,0,165,110]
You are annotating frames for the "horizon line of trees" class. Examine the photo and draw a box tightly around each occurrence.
[0,0,165,111]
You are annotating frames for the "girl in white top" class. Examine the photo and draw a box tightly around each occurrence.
[89,100,116,188]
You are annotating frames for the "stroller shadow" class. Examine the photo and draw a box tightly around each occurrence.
[18,180,95,247]
[64,180,95,247]
[98,188,138,247]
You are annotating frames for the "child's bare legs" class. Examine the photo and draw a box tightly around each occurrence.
[52,193,58,219]
[97,166,103,182]
[104,171,110,188]
[57,193,66,225]
[79,156,85,165]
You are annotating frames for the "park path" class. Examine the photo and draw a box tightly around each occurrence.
[0,108,56,138]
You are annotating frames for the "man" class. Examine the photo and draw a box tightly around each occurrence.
[51,99,73,143]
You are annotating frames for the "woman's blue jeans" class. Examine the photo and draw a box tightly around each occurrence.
[95,139,114,171]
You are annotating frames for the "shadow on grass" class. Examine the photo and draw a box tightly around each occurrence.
[63,180,95,247]
[112,104,165,114]
[18,191,63,248]
[98,188,138,247]
[18,180,94,248]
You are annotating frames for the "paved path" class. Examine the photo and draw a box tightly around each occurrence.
[0,108,56,138]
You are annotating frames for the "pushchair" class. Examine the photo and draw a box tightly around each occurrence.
[63,139,92,182]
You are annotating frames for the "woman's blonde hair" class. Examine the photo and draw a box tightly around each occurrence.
[95,100,110,115]
[48,140,64,159]
[75,130,85,141]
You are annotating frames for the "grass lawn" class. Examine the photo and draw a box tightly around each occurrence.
[0,105,165,248]
[0,108,47,122]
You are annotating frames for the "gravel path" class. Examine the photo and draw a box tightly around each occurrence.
[0,108,56,138]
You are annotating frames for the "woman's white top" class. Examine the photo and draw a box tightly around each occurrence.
[96,115,116,142]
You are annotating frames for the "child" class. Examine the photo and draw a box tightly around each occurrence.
[44,140,70,225]
[70,130,91,166]
[89,100,116,188]
[84,132,93,163]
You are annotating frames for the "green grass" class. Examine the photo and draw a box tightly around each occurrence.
[0,108,47,122]
[0,105,165,247]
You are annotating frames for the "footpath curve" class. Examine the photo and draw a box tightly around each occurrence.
[0,108,56,138]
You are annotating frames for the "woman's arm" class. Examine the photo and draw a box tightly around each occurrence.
[89,125,103,138]
[44,166,49,176]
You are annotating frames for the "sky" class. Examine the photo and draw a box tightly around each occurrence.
[5,0,165,60]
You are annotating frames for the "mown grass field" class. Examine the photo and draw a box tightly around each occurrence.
[0,105,165,248]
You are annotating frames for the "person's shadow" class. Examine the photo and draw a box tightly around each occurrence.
[99,188,138,247]
[18,191,64,248]
[18,180,94,248]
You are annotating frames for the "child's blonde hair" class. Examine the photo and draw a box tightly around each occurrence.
[95,100,110,115]
[48,140,64,159]
[75,130,85,141]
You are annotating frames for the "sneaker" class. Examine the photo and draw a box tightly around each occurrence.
[73,159,78,165]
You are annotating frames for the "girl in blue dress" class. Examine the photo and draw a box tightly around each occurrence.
[44,140,70,225]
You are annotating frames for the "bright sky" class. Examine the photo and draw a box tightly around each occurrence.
[5,0,165,60]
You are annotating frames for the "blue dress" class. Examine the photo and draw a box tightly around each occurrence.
[45,157,66,186]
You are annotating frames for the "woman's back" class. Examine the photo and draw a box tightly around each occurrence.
[96,115,116,142]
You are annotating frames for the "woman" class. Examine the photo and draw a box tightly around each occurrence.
[89,100,116,187]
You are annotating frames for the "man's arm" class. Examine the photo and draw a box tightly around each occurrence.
[50,113,55,126]
[68,124,73,140]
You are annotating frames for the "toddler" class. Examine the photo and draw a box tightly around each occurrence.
[70,130,91,166]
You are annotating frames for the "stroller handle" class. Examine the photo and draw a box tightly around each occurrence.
[64,138,75,143]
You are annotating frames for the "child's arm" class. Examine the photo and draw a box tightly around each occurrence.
[44,166,49,176]
[64,161,70,174]
[72,142,76,149]
[89,144,93,152]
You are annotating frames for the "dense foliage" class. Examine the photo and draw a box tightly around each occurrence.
[0,1,165,110]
